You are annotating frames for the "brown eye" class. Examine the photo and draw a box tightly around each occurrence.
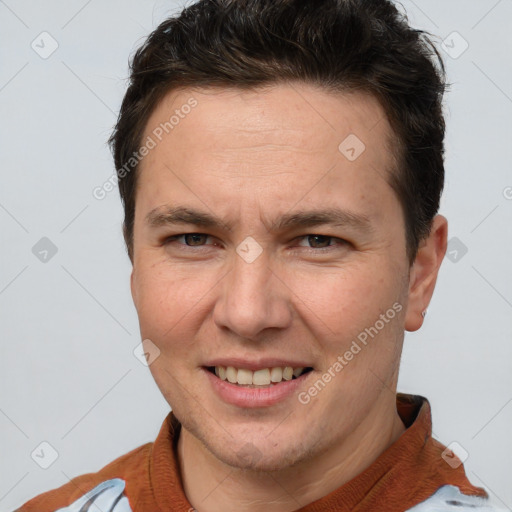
[295,235,348,252]
[306,235,332,248]
[183,234,208,246]
[164,233,213,247]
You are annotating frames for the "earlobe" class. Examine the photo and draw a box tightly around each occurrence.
[404,215,448,332]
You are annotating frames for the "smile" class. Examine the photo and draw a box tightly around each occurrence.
[203,364,314,407]
[207,366,313,387]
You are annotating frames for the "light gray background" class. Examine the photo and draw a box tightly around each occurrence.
[1,1,511,510]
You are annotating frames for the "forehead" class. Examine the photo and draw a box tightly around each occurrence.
[136,83,399,224]
[143,84,393,155]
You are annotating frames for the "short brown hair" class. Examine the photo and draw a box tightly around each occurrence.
[109,0,448,264]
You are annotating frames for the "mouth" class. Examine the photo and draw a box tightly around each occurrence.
[205,365,314,388]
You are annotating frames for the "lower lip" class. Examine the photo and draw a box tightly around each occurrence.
[203,368,311,408]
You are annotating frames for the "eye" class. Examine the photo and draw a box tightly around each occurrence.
[165,233,213,247]
[162,233,348,253]
[296,235,347,249]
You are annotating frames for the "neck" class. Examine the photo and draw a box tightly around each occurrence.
[177,395,405,512]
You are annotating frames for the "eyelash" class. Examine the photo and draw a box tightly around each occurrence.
[163,233,348,252]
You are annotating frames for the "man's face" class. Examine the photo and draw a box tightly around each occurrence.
[131,84,412,470]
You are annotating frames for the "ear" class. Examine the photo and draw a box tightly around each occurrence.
[405,214,448,332]
[130,267,137,307]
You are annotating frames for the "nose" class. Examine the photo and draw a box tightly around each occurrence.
[213,249,292,340]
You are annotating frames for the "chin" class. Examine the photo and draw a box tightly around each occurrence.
[174,403,325,472]
[217,444,306,472]
[206,428,322,473]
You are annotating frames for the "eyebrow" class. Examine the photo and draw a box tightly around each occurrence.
[145,206,374,234]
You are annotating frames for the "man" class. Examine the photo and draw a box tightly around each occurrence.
[17,0,503,511]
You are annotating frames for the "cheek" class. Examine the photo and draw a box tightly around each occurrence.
[133,264,209,342]
[291,263,398,328]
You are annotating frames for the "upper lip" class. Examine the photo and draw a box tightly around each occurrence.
[204,358,313,371]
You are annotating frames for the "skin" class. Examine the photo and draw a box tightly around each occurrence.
[130,83,448,512]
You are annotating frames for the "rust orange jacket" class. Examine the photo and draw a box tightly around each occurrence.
[16,394,498,512]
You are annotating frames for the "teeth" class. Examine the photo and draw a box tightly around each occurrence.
[226,366,237,384]
[270,367,282,383]
[293,367,304,378]
[253,368,271,385]
[212,365,308,385]
[237,369,253,385]
[282,367,293,381]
